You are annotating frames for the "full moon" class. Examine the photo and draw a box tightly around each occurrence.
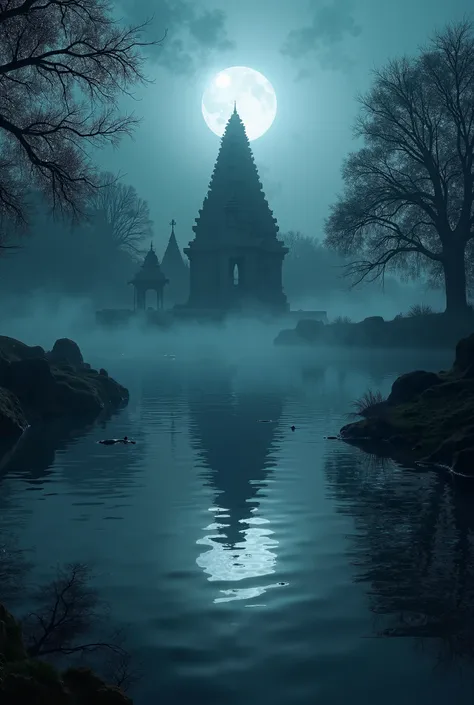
[202,66,277,141]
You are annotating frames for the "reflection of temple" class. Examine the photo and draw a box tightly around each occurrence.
[187,365,283,593]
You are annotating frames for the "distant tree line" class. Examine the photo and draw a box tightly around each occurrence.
[0,173,153,307]
[280,230,428,313]
[325,21,474,316]
[281,230,346,301]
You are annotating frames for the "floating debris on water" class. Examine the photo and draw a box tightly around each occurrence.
[98,436,136,446]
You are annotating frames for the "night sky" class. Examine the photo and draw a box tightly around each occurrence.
[100,0,473,257]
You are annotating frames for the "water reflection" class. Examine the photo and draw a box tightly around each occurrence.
[0,418,102,481]
[325,447,474,668]
[187,363,284,602]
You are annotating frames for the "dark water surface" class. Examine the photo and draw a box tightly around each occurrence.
[2,344,474,704]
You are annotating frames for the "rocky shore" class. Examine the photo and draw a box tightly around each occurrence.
[0,603,132,704]
[0,336,128,439]
[274,312,474,350]
[340,332,474,476]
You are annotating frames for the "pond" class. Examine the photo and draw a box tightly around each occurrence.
[1,338,473,705]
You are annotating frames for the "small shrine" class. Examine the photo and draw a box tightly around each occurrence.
[129,243,168,310]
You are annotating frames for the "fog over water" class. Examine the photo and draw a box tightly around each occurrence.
[2,297,472,705]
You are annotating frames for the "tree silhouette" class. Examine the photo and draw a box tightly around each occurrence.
[21,562,139,690]
[325,21,474,315]
[0,0,164,239]
[86,172,153,257]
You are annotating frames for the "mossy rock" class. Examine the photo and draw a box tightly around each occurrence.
[46,339,84,367]
[340,331,474,466]
[0,388,28,438]
[0,605,27,662]
[387,370,442,405]
[0,336,128,425]
[0,337,46,363]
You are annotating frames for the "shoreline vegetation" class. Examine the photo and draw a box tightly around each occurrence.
[339,332,474,478]
[0,602,132,704]
[274,310,474,350]
[0,336,128,440]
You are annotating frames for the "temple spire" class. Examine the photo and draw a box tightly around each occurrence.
[190,99,280,243]
[161,218,189,307]
[183,99,289,312]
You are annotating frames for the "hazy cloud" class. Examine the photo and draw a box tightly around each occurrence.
[281,0,362,77]
[119,0,234,75]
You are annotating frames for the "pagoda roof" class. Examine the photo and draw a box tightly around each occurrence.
[129,243,168,286]
[191,107,282,246]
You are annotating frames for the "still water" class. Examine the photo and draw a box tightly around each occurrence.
[1,344,474,704]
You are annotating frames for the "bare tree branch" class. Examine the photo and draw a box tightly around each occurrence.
[86,170,152,256]
[20,561,138,691]
[0,0,166,239]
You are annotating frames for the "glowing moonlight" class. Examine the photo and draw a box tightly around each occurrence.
[202,66,277,141]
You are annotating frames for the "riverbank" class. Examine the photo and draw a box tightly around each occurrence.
[0,336,128,439]
[0,603,132,704]
[340,332,474,476]
[274,311,474,350]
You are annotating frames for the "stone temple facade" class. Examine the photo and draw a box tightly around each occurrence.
[184,105,288,314]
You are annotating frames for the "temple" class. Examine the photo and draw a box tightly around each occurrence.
[160,219,189,307]
[184,105,289,314]
[129,243,168,310]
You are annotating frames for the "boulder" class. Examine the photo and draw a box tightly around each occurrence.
[7,359,55,407]
[452,448,474,476]
[0,387,28,438]
[273,329,301,346]
[0,336,128,430]
[0,336,45,362]
[361,316,385,325]
[387,370,442,405]
[47,339,84,368]
[295,319,325,342]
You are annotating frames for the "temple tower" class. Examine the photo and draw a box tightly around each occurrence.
[160,219,189,307]
[129,243,168,310]
[184,106,288,313]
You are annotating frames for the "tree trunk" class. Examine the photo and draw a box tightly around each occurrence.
[443,241,469,315]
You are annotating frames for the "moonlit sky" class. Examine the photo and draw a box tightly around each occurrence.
[103,0,472,255]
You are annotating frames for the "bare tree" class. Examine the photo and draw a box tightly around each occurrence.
[325,21,474,315]
[0,0,165,238]
[21,562,139,690]
[87,171,152,257]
